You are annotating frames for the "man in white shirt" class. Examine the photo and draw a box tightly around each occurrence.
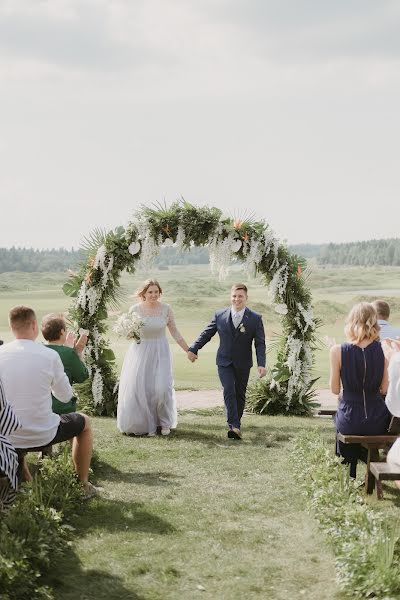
[372,300,400,340]
[0,306,95,497]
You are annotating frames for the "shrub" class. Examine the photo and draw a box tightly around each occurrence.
[0,447,84,599]
[292,431,400,598]
[246,376,319,416]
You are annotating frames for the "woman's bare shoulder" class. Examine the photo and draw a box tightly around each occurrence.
[330,344,341,357]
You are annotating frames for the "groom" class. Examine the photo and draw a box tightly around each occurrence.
[188,283,266,439]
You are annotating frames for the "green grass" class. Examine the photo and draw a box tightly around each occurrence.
[47,413,341,600]
[1,265,400,389]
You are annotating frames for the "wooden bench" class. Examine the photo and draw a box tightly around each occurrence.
[369,462,400,499]
[316,409,337,417]
[337,433,400,493]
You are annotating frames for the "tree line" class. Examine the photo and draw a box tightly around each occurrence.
[0,238,399,272]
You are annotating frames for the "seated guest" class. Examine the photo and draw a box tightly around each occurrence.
[0,306,96,498]
[41,313,89,415]
[0,377,21,510]
[330,302,390,475]
[371,300,400,340]
[382,338,400,481]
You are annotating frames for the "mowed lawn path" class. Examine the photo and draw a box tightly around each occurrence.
[53,413,341,600]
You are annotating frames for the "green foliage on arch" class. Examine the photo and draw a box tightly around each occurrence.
[64,200,319,415]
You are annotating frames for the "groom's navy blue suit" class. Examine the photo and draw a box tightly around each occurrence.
[189,307,266,430]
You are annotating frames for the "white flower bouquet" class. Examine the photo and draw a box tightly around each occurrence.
[113,312,144,343]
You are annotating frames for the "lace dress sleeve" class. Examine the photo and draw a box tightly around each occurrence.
[166,305,189,351]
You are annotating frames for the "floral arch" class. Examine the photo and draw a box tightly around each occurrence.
[64,201,318,416]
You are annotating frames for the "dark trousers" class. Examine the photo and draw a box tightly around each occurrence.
[218,364,251,429]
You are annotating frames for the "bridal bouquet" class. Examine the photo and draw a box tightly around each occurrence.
[113,312,144,343]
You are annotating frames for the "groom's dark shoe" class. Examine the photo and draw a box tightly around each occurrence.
[227,427,242,440]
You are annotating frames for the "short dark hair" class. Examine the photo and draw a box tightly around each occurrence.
[231,283,248,294]
[371,300,390,320]
[9,306,36,332]
[41,313,66,342]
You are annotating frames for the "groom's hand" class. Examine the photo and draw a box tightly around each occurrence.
[187,351,198,363]
[257,366,267,378]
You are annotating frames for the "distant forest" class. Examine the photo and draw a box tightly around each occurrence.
[0,238,400,272]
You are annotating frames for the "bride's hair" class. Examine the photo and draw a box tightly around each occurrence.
[344,302,380,344]
[136,279,163,300]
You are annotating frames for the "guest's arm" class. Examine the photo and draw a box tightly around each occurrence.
[69,351,89,384]
[329,344,341,395]
[380,357,389,395]
[51,354,73,402]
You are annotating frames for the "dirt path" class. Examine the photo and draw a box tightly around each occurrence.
[176,388,337,410]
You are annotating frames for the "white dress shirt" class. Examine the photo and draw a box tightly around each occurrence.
[0,340,73,448]
[378,320,400,340]
[231,307,245,328]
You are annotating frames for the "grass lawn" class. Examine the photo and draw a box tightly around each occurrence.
[48,412,343,600]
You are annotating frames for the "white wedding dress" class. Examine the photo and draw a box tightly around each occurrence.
[117,302,183,435]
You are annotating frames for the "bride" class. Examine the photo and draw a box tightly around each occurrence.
[117,279,193,436]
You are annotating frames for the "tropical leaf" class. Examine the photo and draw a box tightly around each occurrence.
[101,348,116,361]
[63,280,79,298]
[80,228,108,257]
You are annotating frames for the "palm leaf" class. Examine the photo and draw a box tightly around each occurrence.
[80,228,108,257]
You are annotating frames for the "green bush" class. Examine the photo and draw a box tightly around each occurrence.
[32,445,84,514]
[292,431,400,598]
[246,376,319,416]
[0,448,84,599]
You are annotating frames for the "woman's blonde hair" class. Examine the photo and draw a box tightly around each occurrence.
[136,279,163,300]
[344,302,380,344]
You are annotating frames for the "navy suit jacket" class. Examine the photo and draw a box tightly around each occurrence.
[189,307,266,370]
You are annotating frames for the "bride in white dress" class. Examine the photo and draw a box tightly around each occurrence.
[117,279,192,436]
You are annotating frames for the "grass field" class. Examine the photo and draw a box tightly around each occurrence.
[1,265,400,389]
[46,413,342,600]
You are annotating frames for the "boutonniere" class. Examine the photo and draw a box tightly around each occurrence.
[239,324,246,333]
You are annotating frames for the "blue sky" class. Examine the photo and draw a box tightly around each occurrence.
[1,0,399,248]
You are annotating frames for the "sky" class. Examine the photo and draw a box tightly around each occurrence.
[1,0,399,249]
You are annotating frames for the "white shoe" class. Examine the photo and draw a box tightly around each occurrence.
[147,432,157,437]
[161,428,171,436]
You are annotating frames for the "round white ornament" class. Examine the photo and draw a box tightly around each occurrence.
[128,241,141,255]
[231,239,242,253]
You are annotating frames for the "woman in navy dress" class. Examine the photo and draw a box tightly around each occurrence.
[330,302,390,475]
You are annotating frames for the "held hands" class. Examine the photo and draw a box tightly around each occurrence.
[257,366,267,378]
[187,351,198,363]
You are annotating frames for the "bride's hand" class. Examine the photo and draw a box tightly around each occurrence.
[187,351,198,363]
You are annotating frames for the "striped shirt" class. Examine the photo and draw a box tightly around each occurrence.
[0,377,21,510]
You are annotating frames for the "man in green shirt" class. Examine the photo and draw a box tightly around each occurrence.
[41,314,89,414]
